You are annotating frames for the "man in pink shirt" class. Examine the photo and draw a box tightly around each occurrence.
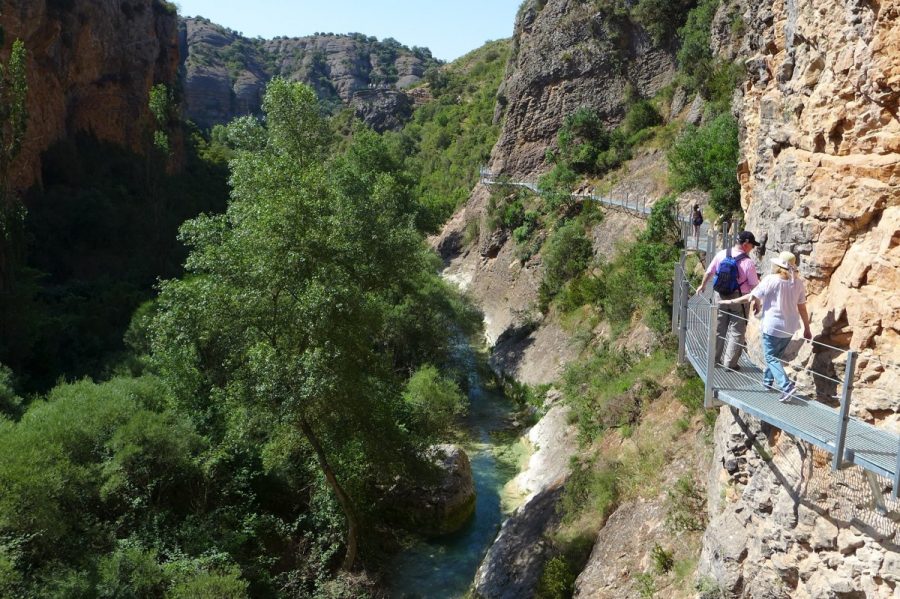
[697,231,761,369]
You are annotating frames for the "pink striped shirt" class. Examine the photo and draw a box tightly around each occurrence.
[705,246,759,294]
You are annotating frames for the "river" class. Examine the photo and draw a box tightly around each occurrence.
[388,340,529,598]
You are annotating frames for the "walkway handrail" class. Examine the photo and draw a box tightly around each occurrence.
[674,229,900,500]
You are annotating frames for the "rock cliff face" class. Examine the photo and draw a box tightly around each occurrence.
[738,0,899,425]
[489,0,677,177]
[179,17,437,130]
[0,0,180,190]
[700,0,900,596]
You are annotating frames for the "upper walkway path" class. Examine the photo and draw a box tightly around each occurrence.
[478,166,714,252]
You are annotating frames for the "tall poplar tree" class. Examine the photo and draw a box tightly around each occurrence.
[151,79,439,571]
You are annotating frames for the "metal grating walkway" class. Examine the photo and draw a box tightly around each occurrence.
[684,289,900,492]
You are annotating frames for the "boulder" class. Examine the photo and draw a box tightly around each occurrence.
[391,444,476,537]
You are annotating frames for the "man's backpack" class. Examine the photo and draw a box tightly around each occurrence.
[713,248,746,295]
[692,212,703,226]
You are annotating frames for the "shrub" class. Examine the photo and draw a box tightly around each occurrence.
[535,556,577,599]
[632,0,699,45]
[538,222,594,309]
[560,458,621,524]
[623,100,662,136]
[651,543,674,574]
[666,474,707,532]
[676,0,721,92]
[402,365,468,439]
[667,112,740,215]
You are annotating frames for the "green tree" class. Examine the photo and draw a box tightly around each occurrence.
[402,365,467,438]
[152,78,442,571]
[0,39,27,292]
[667,113,740,215]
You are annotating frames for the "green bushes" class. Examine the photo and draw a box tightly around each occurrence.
[632,0,698,45]
[666,475,707,532]
[402,365,467,439]
[535,555,577,599]
[668,113,740,215]
[538,222,594,309]
[676,0,721,93]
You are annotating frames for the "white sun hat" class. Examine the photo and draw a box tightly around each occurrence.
[771,251,797,270]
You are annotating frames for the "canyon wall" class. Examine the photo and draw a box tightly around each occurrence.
[489,0,676,177]
[0,0,180,191]
[702,0,899,596]
[179,17,437,130]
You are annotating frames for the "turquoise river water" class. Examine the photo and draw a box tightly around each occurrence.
[388,341,527,598]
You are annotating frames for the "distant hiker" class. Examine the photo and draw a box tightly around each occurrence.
[719,251,812,402]
[691,204,703,248]
[697,230,761,370]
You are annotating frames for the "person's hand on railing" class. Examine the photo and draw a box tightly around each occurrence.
[803,325,812,341]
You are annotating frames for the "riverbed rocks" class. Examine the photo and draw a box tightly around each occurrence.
[472,483,564,599]
[391,444,476,537]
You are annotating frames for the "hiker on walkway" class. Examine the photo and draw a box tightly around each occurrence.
[691,204,703,249]
[697,230,761,370]
[719,251,812,401]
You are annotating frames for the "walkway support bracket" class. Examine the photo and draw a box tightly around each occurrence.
[704,303,720,409]
[832,350,858,472]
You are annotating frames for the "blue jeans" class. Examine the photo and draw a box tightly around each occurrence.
[762,333,792,392]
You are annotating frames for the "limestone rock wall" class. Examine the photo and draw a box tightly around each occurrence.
[180,17,436,130]
[738,0,900,425]
[700,408,898,598]
[489,0,677,178]
[0,0,180,190]
[701,2,900,595]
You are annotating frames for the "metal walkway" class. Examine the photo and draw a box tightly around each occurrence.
[479,165,898,498]
[675,263,900,500]
[478,166,714,251]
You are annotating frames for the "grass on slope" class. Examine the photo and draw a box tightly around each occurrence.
[385,39,511,232]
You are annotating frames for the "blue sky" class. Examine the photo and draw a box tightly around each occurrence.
[173,0,523,61]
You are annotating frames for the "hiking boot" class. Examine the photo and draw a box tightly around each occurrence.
[779,383,796,403]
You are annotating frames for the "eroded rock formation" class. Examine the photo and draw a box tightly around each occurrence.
[700,1,900,595]
[738,0,899,427]
[179,17,436,130]
[489,0,676,177]
[0,0,180,190]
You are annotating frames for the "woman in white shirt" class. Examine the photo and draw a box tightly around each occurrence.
[720,251,812,401]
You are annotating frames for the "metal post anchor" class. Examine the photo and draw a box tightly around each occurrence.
[705,303,722,408]
[832,351,858,471]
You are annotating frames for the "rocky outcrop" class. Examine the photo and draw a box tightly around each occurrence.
[489,0,677,178]
[698,2,900,595]
[509,402,578,502]
[179,17,437,129]
[391,444,476,537]
[738,0,899,426]
[472,483,564,599]
[699,408,899,598]
[350,89,413,133]
[0,0,180,190]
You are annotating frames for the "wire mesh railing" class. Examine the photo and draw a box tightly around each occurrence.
[673,227,900,499]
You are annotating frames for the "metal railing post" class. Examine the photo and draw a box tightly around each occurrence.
[832,350,858,471]
[705,303,719,408]
[893,438,899,499]
[672,257,684,335]
[677,251,690,365]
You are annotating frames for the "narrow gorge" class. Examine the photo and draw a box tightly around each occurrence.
[0,0,896,598]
